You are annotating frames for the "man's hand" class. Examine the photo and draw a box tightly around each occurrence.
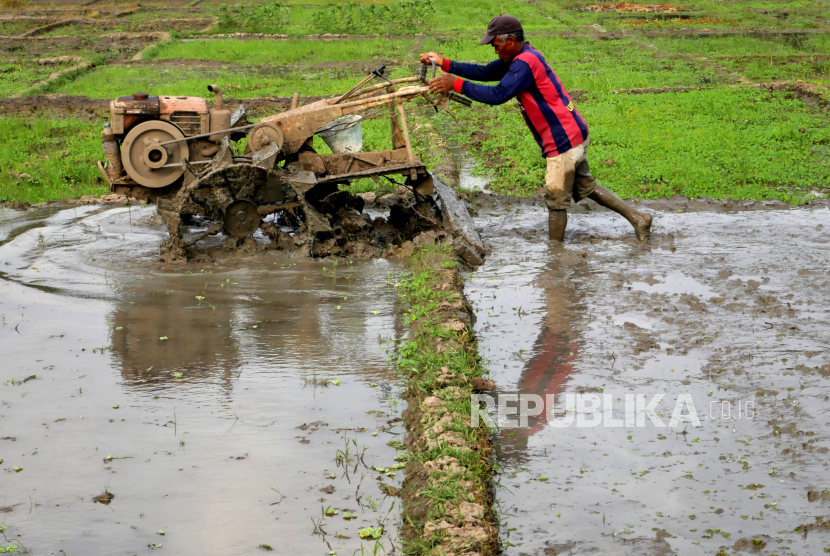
[419,51,444,66]
[428,69,456,94]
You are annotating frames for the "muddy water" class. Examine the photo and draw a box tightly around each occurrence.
[446,144,491,193]
[0,206,408,555]
[467,204,830,555]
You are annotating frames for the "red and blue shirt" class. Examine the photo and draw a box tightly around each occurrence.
[443,43,588,158]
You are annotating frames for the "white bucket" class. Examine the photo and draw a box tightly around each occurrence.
[316,115,363,154]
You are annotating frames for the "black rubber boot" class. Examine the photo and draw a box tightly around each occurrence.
[548,209,567,242]
[589,184,652,241]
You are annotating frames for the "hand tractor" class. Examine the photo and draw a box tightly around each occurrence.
[97,65,485,265]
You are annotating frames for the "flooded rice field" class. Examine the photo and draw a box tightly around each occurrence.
[0,206,407,555]
[467,204,830,556]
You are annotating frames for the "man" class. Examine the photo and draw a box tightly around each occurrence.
[420,15,652,242]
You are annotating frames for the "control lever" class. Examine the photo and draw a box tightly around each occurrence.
[448,93,472,107]
[372,64,392,85]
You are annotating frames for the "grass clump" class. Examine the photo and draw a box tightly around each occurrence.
[0,118,107,204]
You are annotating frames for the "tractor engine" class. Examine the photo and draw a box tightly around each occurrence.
[99,85,231,190]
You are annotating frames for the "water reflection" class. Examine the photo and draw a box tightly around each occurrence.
[0,206,408,556]
[497,249,587,460]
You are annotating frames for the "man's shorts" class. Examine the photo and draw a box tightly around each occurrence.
[543,140,597,211]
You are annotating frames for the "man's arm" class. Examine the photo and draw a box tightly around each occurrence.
[451,59,534,105]
[419,51,508,82]
[444,58,509,82]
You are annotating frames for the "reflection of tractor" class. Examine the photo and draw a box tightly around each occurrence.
[97,66,485,265]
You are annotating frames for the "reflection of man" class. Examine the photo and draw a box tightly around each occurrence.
[420,15,652,242]
[499,258,583,455]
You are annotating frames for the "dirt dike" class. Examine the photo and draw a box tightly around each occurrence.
[611,80,830,108]
[0,31,168,57]
[391,239,498,556]
[18,17,213,37]
[0,35,81,56]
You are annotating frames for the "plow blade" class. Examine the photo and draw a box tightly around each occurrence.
[431,174,487,266]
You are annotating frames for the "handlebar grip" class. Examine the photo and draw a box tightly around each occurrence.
[449,93,472,107]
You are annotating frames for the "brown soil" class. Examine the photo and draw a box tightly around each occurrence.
[582,2,690,12]
[0,94,326,118]
[621,16,735,25]
[0,93,110,115]
[17,16,213,37]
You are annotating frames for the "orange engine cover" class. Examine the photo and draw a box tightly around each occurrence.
[159,96,208,115]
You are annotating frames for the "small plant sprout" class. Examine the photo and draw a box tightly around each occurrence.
[157,530,165,536]
[173,372,183,379]
[112,404,119,409]
[159,336,168,341]
[359,526,383,540]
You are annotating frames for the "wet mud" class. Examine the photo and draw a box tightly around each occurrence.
[466,202,830,555]
[0,205,410,555]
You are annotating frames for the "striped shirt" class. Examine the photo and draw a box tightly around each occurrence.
[443,43,589,158]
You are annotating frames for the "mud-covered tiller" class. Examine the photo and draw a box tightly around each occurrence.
[97,64,485,264]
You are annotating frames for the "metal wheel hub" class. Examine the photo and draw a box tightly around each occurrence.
[249,122,284,152]
[223,200,261,237]
[121,120,189,188]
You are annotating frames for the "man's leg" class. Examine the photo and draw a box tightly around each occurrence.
[573,155,652,242]
[544,147,581,242]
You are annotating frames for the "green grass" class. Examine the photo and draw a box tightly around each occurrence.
[720,56,830,82]
[5,0,830,206]
[53,64,374,98]
[444,88,830,202]
[647,35,815,58]
[145,37,419,64]
[0,118,108,204]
